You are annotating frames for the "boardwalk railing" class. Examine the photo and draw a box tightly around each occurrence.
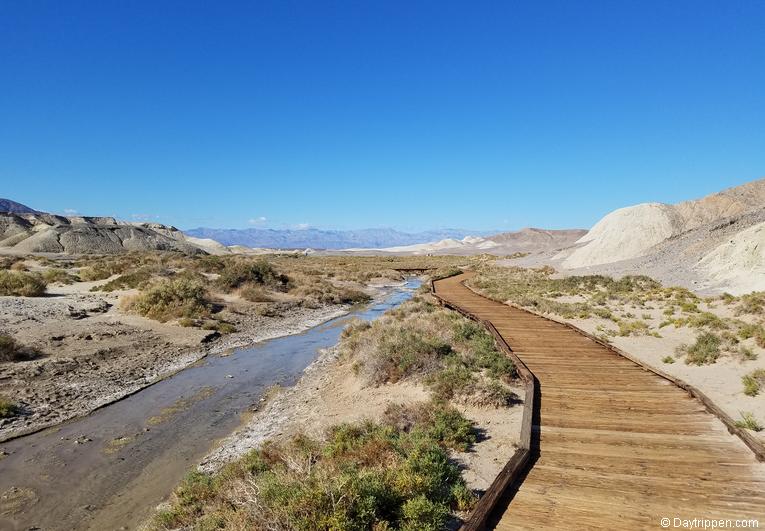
[430,276,537,531]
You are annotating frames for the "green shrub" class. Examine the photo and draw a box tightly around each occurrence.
[617,319,650,337]
[686,312,729,330]
[125,278,211,322]
[735,411,763,432]
[735,292,765,316]
[152,407,475,530]
[678,332,721,365]
[217,260,289,291]
[0,270,46,296]
[0,396,19,418]
[0,335,40,362]
[742,369,765,397]
[661,355,675,364]
[738,323,765,341]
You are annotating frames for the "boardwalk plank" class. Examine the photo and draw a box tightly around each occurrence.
[433,273,765,530]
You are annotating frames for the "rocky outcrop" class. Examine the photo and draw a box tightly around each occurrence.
[0,212,205,255]
[560,178,765,269]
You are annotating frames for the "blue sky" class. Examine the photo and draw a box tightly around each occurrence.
[2,1,764,232]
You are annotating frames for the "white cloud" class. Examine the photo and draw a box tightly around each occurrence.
[295,223,311,230]
[64,208,78,215]
[248,216,267,225]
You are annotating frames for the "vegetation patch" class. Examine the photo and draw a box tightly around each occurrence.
[92,266,171,292]
[0,335,40,362]
[341,295,517,408]
[41,268,79,285]
[677,332,722,365]
[123,278,211,322]
[216,260,289,292]
[152,401,476,530]
[742,369,765,397]
[735,411,763,432]
[0,396,20,418]
[0,270,46,297]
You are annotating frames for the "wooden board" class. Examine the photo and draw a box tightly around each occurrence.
[433,273,765,530]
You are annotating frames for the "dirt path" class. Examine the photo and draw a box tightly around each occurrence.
[433,273,765,529]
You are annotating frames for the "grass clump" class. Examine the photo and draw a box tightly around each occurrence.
[0,270,46,296]
[0,335,40,362]
[152,402,477,530]
[0,396,19,418]
[742,369,765,397]
[676,332,721,365]
[661,355,675,364]
[124,278,211,322]
[735,412,763,432]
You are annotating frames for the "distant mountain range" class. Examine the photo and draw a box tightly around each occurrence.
[184,227,495,250]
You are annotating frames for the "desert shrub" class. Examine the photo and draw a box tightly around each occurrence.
[41,268,78,285]
[742,369,765,397]
[239,284,273,302]
[341,296,517,409]
[290,276,371,306]
[738,345,757,361]
[125,278,211,322]
[217,260,289,292]
[201,320,237,334]
[735,412,763,432]
[735,292,765,316]
[0,270,46,296]
[617,319,650,337]
[661,355,675,364]
[737,323,764,340]
[0,335,40,362]
[369,326,453,384]
[152,406,476,530]
[0,396,19,418]
[686,312,729,330]
[93,266,173,292]
[677,332,721,365]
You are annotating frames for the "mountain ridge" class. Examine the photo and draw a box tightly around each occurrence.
[184,227,496,250]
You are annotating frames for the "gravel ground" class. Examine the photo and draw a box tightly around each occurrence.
[0,287,350,442]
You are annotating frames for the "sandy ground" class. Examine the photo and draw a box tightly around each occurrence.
[201,344,524,494]
[0,278,351,442]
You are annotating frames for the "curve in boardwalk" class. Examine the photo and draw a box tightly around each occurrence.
[433,273,765,530]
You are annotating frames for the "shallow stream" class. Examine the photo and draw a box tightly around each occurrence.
[0,280,420,531]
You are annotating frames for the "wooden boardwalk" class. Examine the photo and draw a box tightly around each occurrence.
[433,273,765,530]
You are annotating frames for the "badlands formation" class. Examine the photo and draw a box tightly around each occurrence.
[553,178,765,294]
[0,208,224,255]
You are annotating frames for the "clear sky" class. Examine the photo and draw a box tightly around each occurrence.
[2,1,764,232]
